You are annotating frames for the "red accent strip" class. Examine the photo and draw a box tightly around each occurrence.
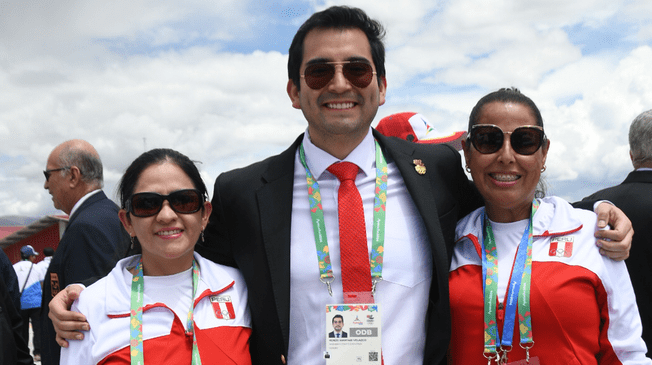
[535,224,583,238]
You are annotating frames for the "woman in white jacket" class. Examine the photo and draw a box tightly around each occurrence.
[61,149,251,364]
[448,88,650,365]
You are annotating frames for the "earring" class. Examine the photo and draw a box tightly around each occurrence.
[201,230,205,243]
[130,236,135,249]
[541,165,546,173]
[465,165,471,173]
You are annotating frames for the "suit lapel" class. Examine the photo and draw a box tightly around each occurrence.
[256,135,303,349]
[373,131,451,273]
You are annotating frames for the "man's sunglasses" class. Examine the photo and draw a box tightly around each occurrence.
[300,61,377,90]
[468,124,546,155]
[43,167,70,181]
[126,189,204,218]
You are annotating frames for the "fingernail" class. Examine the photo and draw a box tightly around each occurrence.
[76,334,83,340]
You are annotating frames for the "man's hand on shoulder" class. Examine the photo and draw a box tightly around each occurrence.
[594,202,633,261]
[49,284,89,347]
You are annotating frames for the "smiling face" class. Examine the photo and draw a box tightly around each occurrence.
[463,101,549,223]
[287,27,386,159]
[118,161,211,276]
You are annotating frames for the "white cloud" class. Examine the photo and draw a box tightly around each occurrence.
[2,0,652,216]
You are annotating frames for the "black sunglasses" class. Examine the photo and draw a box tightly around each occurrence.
[301,61,377,90]
[126,189,204,218]
[43,167,70,181]
[468,124,546,155]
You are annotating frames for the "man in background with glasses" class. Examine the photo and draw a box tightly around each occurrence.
[40,139,129,365]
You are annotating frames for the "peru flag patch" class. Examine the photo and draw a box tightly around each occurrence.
[549,237,574,258]
[210,295,236,320]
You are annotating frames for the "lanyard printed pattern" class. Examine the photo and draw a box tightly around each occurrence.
[481,199,539,363]
[130,257,202,365]
[299,141,388,296]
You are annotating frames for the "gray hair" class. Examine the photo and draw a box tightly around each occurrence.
[629,109,652,167]
[58,145,104,188]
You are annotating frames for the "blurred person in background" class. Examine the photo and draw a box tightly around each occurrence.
[582,108,652,356]
[35,248,54,288]
[13,245,41,362]
[2,249,34,365]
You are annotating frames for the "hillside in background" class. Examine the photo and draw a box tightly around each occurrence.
[0,216,39,227]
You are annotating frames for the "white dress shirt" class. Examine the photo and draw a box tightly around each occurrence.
[288,128,432,364]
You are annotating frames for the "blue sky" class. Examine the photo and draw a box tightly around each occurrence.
[1,0,651,217]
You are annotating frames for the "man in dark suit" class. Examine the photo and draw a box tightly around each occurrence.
[195,7,481,364]
[582,109,652,355]
[328,315,347,338]
[40,139,129,365]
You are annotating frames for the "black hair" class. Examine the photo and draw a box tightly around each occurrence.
[468,87,544,131]
[467,87,548,198]
[118,148,208,211]
[332,314,344,323]
[288,6,386,90]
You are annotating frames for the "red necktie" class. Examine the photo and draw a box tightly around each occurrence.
[327,162,373,303]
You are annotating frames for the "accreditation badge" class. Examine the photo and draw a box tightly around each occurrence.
[324,304,381,364]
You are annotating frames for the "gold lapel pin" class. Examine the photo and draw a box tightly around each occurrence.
[413,159,426,175]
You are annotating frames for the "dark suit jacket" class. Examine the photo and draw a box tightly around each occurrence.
[1,251,33,365]
[1,249,21,311]
[198,130,482,364]
[328,331,348,338]
[40,191,129,365]
[582,170,652,354]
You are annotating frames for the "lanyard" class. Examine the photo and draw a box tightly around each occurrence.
[299,141,388,296]
[130,257,202,365]
[481,199,538,363]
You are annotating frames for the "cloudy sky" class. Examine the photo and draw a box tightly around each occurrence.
[1,0,651,218]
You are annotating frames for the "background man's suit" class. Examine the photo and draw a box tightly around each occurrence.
[40,191,129,365]
[198,130,482,364]
[582,170,652,354]
[328,331,347,338]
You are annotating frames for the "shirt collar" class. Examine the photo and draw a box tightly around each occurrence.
[69,189,102,217]
[301,128,376,180]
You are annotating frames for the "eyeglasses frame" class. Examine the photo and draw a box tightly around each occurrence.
[300,60,377,90]
[125,189,205,218]
[43,167,71,181]
[468,124,547,155]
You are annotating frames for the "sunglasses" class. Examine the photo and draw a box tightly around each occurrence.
[301,61,377,90]
[126,189,204,218]
[43,167,70,181]
[468,124,546,155]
